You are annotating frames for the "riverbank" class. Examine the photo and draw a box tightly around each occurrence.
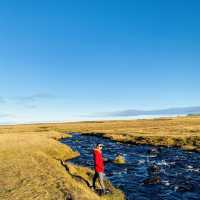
[0,128,124,200]
[68,116,200,151]
[11,115,198,152]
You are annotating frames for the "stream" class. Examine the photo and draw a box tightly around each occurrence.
[61,133,200,200]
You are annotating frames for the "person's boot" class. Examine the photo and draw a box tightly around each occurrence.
[103,189,111,195]
[90,185,95,191]
[100,189,107,195]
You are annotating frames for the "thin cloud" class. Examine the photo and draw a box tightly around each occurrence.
[17,93,57,103]
[13,93,58,109]
[0,93,61,111]
[0,113,23,125]
[0,113,17,119]
[92,106,200,117]
[0,96,6,103]
[25,104,38,109]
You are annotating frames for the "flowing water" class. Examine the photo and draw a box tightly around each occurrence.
[61,133,200,200]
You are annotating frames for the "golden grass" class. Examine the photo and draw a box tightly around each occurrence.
[0,129,124,200]
[63,162,124,200]
[59,116,200,151]
[1,116,200,199]
[7,116,198,151]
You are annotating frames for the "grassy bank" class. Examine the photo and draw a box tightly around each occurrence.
[1,116,200,199]
[0,128,124,200]
[3,115,198,151]
[60,116,200,151]
[5,116,199,151]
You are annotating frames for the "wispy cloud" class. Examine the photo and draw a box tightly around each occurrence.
[16,93,57,103]
[0,113,17,119]
[0,93,59,110]
[0,96,6,104]
[0,113,23,125]
[92,106,200,117]
[13,93,58,109]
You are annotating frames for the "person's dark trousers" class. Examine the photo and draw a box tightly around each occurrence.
[92,172,105,191]
[92,172,98,189]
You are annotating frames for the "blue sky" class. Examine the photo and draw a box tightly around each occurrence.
[0,0,200,123]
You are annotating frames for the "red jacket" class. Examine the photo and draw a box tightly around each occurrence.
[93,148,104,172]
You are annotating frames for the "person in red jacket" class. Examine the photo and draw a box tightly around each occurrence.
[92,143,106,193]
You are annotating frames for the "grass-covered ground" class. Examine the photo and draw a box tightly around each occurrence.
[62,116,200,151]
[1,115,200,200]
[0,128,124,200]
[14,115,199,151]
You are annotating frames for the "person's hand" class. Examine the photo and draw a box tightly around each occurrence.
[104,158,112,163]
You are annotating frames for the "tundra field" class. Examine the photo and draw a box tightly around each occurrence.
[1,116,200,200]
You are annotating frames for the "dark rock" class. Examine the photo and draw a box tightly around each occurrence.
[148,165,161,174]
[175,182,194,192]
[143,176,161,185]
[147,148,160,156]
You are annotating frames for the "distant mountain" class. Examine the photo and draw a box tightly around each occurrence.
[100,106,200,117]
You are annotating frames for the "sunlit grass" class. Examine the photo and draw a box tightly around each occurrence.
[1,116,200,199]
[0,128,124,200]
[18,115,200,151]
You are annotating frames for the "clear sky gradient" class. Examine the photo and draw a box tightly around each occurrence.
[0,0,200,123]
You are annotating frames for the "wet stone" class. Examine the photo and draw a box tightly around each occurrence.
[143,176,161,185]
[175,183,194,192]
[147,148,160,156]
[147,165,161,174]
